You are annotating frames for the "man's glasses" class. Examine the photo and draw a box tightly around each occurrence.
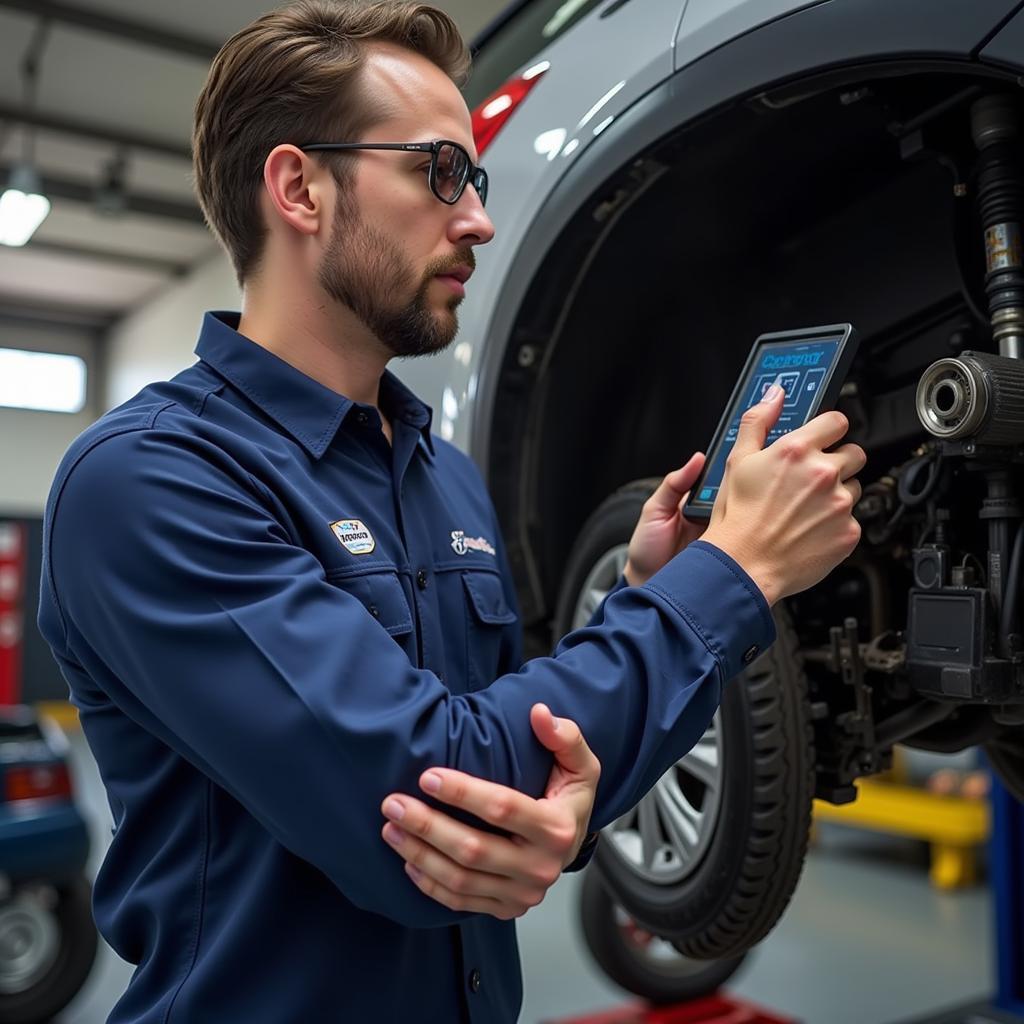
[299,139,488,208]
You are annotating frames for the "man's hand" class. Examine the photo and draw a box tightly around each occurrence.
[624,452,707,587]
[379,704,600,920]
[703,383,866,604]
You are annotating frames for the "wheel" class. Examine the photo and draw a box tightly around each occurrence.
[0,875,99,1024]
[985,729,1024,803]
[578,867,746,1005]
[555,481,816,960]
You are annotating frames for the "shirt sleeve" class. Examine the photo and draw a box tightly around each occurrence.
[489,522,625,875]
[41,428,774,928]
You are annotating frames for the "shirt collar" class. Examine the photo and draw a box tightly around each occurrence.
[195,311,435,460]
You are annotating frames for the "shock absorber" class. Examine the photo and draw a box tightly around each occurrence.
[913,95,1024,667]
[917,96,1024,441]
[972,94,1024,359]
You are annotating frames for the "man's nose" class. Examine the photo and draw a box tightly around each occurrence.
[449,187,495,246]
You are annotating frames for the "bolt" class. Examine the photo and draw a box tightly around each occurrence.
[517,345,537,369]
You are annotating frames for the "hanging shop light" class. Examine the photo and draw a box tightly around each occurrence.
[0,164,51,247]
[2,18,52,247]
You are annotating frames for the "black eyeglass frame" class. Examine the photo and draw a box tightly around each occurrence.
[298,140,488,207]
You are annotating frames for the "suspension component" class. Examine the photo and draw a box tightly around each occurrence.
[972,95,1024,358]
[916,350,1024,442]
[898,94,1024,709]
[830,617,879,773]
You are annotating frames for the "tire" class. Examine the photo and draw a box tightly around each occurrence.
[0,874,99,1024]
[555,481,815,960]
[579,867,746,1005]
[985,729,1024,803]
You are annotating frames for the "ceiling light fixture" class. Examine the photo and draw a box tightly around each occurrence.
[0,164,51,247]
[1,18,52,247]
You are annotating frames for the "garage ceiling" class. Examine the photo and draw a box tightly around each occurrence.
[0,0,504,325]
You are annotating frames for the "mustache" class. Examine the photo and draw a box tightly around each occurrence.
[425,249,476,279]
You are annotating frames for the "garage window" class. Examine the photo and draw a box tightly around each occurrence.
[0,347,86,413]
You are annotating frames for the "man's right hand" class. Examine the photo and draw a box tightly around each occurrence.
[379,704,600,920]
[702,383,866,605]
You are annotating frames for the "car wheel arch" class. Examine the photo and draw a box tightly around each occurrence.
[473,5,1024,639]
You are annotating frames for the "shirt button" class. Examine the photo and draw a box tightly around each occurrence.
[355,410,369,425]
[468,968,481,994]
[742,644,760,665]
[368,604,380,619]
[416,569,429,590]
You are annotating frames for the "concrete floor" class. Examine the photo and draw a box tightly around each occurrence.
[56,730,995,1024]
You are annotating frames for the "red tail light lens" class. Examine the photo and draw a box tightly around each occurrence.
[5,762,72,803]
[471,63,549,158]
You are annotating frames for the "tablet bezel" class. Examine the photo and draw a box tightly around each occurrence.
[682,323,859,522]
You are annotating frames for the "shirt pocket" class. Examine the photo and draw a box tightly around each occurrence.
[462,570,517,691]
[326,568,414,641]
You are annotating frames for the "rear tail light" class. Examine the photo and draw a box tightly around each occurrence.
[5,762,72,804]
[471,61,550,157]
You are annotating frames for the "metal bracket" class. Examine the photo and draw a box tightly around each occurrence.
[831,617,880,772]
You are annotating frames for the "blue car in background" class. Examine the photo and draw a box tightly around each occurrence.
[0,706,96,1023]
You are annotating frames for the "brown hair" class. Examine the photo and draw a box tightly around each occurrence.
[192,0,470,285]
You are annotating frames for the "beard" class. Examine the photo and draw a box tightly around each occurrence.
[317,194,470,358]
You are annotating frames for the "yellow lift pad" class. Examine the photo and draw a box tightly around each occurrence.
[814,778,990,890]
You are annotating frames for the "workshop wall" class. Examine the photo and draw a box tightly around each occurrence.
[104,247,238,410]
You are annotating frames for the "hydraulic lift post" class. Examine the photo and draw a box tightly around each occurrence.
[896,777,1024,1024]
[993,777,1024,1017]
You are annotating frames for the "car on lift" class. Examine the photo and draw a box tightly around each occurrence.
[394,0,1024,984]
[0,706,97,1023]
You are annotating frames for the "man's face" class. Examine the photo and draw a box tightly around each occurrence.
[317,45,494,358]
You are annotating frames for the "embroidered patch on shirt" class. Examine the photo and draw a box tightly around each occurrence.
[330,519,376,555]
[451,530,496,557]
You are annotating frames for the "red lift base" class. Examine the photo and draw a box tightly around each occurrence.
[541,993,800,1024]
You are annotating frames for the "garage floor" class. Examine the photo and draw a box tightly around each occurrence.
[57,731,992,1024]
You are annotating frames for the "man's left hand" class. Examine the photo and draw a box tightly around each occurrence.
[380,703,600,920]
[624,452,707,587]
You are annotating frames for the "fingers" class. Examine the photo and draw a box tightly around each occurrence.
[379,795,561,919]
[730,382,785,462]
[788,410,851,452]
[530,704,601,784]
[396,845,544,920]
[645,453,705,516]
[828,442,867,481]
[843,478,862,506]
[397,768,560,846]
[380,792,525,875]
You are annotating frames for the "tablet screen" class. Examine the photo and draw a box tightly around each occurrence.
[693,334,846,508]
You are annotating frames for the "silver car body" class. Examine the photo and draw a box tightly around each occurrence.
[394,0,1023,471]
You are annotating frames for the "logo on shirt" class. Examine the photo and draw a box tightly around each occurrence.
[330,519,376,555]
[451,530,496,557]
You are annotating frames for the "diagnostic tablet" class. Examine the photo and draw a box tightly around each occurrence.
[683,323,859,522]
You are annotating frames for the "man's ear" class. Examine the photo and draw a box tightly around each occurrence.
[263,144,329,237]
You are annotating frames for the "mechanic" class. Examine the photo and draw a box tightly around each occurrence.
[37,2,866,1022]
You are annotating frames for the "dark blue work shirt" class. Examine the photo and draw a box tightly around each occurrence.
[39,311,775,1023]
